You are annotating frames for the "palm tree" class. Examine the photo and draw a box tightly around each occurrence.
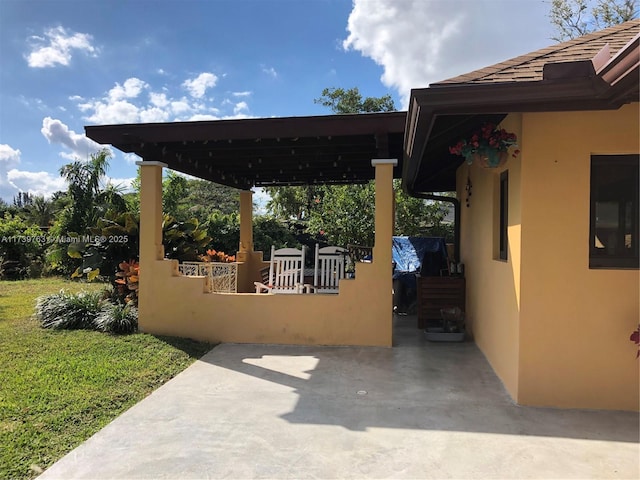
[27,196,55,230]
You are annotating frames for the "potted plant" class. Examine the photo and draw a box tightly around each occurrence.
[425,307,465,342]
[449,122,520,168]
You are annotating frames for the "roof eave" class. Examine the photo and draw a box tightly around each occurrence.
[403,63,638,195]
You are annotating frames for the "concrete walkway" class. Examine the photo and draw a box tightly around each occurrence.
[40,315,639,479]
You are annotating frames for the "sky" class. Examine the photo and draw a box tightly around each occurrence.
[0,0,556,203]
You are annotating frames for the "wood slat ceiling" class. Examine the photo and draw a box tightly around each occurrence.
[85,112,407,190]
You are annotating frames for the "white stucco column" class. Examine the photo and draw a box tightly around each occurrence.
[239,190,254,253]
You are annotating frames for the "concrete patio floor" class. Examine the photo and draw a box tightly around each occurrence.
[39,314,639,479]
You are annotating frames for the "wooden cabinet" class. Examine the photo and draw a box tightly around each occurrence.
[417,276,466,329]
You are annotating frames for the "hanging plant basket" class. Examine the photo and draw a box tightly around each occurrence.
[470,149,509,169]
[449,122,519,168]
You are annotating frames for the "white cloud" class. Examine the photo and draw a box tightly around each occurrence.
[81,99,140,124]
[343,0,553,107]
[124,153,141,164]
[232,91,252,97]
[150,92,170,108]
[41,117,104,158]
[170,99,192,115]
[0,144,66,200]
[26,26,97,68]
[108,78,147,102]
[74,74,250,126]
[188,114,220,121]
[0,144,21,169]
[105,176,136,193]
[140,106,170,123]
[6,169,66,198]
[262,66,278,78]
[182,72,218,98]
[233,101,249,115]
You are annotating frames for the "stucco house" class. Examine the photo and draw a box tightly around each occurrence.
[86,21,639,412]
[402,20,639,411]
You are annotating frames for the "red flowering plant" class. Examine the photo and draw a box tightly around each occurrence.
[200,248,236,263]
[630,325,640,359]
[449,122,520,167]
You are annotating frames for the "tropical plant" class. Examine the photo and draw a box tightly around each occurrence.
[162,214,211,262]
[49,149,129,274]
[201,249,235,263]
[64,209,138,282]
[0,213,45,279]
[26,195,55,229]
[206,211,240,254]
[35,289,106,330]
[93,302,138,334]
[114,260,139,306]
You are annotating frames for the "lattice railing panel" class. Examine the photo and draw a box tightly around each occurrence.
[178,261,238,293]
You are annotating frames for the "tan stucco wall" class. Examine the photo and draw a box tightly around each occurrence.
[518,104,639,411]
[459,104,639,411]
[457,114,523,399]
[136,160,395,347]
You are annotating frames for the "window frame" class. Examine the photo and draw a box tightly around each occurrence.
[499,170,509,261]
[589,154,639,269]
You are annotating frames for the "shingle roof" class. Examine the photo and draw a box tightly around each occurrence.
[435,19,640,85]
[403,20,640,194]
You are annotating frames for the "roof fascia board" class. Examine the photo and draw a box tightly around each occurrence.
[403,73,630,195]
[597,34,640,86]
[85,112,407,145]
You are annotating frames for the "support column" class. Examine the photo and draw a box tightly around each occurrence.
[136,161,166,332]
[371,159,397,268]
[137,161,166,264]
[239,190,254,253]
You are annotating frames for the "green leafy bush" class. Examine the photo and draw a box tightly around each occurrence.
[35,285,139,334]
[35,290,106,330]
[94,302,138,334]
[0,212,45,279]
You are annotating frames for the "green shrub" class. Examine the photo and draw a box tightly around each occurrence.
[35,290,105,330]
[94,302,138,334]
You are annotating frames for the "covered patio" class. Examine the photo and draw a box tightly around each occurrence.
[86,112,407,346]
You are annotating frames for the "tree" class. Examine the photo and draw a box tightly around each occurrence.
[0,213,45,279]
[548,0,637,41]
[58,149,111,233]
[266,87,452,248]
[307,184,376,247]
[162,170,188,219]
[314,87,396,114]
[26,195,55,229]
[48,149,129,274]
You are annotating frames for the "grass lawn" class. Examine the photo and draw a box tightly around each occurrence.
[0,278,215,480]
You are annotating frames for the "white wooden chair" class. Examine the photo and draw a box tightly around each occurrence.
[254,246,306,294]
[311,244,348,294]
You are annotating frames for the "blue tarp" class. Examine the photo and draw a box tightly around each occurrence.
[392,236,448,312]
[392,236,448,278]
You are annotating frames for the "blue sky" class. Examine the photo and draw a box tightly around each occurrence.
[0,0,556,203]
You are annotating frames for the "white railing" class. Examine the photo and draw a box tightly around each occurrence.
[178,261,238,293]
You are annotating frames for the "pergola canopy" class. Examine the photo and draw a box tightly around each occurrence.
[85,111,406,190]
